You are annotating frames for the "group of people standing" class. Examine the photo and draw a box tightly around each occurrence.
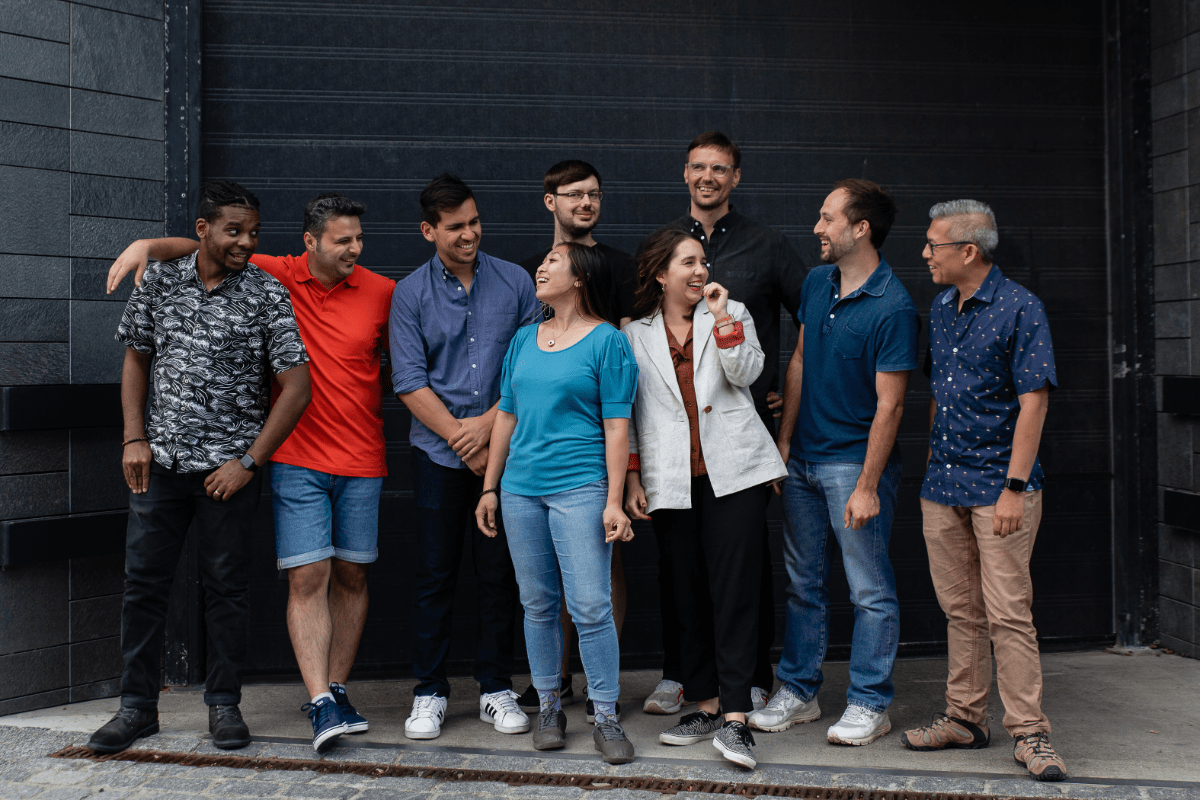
[84,130,1067,783]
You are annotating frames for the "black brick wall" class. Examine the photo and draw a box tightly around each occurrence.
[0,0,167,713]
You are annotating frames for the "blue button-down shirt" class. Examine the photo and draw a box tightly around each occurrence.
[792,258,920,463]
[389,251,541,469]
[921,265,1056,507]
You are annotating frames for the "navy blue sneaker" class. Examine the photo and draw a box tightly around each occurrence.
[303,696,347,752]
[329,683,369,733]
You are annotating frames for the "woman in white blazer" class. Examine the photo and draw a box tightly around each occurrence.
[622,229,786,770]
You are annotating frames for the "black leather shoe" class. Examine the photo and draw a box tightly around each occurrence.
[209,704,251,749]
[86,706,159,753]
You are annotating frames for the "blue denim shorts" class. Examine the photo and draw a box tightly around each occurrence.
[271,462,383,569]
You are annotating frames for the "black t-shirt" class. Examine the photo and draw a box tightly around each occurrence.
[519,242,638,326]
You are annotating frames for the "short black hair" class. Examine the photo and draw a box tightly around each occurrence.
[832,178,897,250]
[196,180,259,223]
[303,192,366,236]
[543,160,601,194]
[420,174,475,227]
[686,131,740,169]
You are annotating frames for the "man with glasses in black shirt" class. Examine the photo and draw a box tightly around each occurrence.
[639,131,809,717]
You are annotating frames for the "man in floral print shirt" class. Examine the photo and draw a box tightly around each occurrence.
[902,199,1066,783]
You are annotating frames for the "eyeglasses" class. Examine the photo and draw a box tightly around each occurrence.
[926,240,972,250]
[554,191,603,202]
[687,162,735,178]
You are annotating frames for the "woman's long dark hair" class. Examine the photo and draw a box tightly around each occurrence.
[549,242,614,325]
[631,228,705,319]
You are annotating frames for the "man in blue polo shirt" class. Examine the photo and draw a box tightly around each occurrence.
[901,200,1065,782]
[389,174,541,741]
[750,179,918,747]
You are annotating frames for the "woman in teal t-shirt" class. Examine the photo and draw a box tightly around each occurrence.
[475,242,638,763]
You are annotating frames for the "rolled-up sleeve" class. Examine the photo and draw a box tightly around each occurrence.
[264,284,309,373]
[1011,299,1057,394]
[389,280,430,395]
[115,265,160,355]
[599,331,638,419]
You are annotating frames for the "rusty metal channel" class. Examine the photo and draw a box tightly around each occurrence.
[50,746,1036,799]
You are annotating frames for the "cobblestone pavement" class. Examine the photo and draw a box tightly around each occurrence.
[3,724,1200,800]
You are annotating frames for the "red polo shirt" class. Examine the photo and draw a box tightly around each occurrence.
[252,253,395,477]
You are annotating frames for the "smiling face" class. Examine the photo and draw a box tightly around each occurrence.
[197,205,260,272]
[813,188,863,264]
[685,145,740,212]
[534,244,581,305]
[924,217,971,286]
[547,175,601,238]
[421,197,481,269]
[305,214,362,284]
[657,238,709,309]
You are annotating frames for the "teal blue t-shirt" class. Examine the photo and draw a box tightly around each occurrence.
[498,322,638,496]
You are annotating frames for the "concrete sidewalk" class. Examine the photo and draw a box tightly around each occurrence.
[2,649,1198,799]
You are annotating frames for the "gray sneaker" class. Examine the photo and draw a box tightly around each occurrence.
[593,719,635,764]
[659,710,723,746]
[714,720,757,769]
[531,708,566,751]
[747,684,820,732]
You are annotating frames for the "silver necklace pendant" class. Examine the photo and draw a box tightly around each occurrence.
[547,339,556,347]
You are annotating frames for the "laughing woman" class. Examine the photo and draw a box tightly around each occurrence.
[475,242,639,764]
[622,229,786,770]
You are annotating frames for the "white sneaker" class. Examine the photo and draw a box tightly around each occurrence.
[404,695,447,740]
[479,689,530,734]
[827,704,891,745]
[643,679,686,715]
[747,685,821,732]
[750,686,769,712]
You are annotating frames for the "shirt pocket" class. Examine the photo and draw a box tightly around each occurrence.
[835,326,868,360]
[482,311,519,343]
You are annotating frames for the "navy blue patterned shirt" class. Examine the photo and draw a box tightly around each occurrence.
[921,265,1056,507]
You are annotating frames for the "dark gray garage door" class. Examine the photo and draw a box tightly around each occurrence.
[199,1,1113,677]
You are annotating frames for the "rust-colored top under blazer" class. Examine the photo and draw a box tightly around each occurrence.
[662,320,746,477]
[255,253,396,478]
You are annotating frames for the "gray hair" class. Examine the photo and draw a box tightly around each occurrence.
[929,199,998,262]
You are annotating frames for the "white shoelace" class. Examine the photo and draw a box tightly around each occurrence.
[483,690,521,717]
[764,684,801,712]
[411,696,445,720]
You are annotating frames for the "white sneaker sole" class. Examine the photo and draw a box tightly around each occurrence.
[747,707,821,733]
[404,723,442,740]
[480,710,531,734]
[659,730,717,746]
[643,695,686,715]
[714,737,756,769]
[312,722,348,752]
[827,719,891,745]
[343,720,369,734]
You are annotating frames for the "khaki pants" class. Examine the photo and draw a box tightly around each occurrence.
[920,492,1050,737]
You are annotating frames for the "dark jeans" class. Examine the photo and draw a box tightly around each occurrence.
[660,503,774,690]
[410,447,518,698]
[120,460,261,709]
[652,476,764,713]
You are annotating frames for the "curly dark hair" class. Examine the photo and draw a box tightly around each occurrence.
[631,228,704,319]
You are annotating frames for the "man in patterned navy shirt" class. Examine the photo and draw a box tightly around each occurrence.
[902,200,1067,782]
[88,182,311,755]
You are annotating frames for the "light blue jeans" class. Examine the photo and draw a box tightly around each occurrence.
[271,462,382,569]
[501,480,620,703]
[776,457,901,712]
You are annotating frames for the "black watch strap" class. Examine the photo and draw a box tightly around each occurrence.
[1004,476,1027,493]
[239,454,259,472]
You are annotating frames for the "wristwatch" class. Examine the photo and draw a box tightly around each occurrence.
[1003,476,1027,493]
[239,454,259,472]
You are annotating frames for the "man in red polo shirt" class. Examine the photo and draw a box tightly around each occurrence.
[106,194,395,753]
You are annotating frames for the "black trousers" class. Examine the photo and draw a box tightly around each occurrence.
[120,460,261,709]
[409,447,518,698]
[652,476,764,713]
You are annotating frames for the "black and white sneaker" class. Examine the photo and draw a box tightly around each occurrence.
[659,710,723,745]
[714,719,757,769]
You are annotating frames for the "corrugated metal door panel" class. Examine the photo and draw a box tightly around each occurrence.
[201,0,1112,675]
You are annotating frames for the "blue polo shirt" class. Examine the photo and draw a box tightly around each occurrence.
[389,251,541,469]
[791,258,919,463]
[921,265,1056,507]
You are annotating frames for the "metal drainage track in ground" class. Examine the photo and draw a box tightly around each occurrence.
[49,745,1051,799]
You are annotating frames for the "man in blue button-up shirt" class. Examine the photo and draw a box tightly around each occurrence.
[389,174,541,742]
[750,180,919,747]
[901,200,1067,783]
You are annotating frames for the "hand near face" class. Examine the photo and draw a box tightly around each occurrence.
[703,282,729,320]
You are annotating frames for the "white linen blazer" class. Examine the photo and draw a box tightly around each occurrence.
[623,300,788,512]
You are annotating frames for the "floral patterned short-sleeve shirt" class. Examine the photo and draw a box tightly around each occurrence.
[116,252,309,473]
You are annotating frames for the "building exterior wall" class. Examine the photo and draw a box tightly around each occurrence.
[0,0,167,713]
[1151,0,1200,658]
